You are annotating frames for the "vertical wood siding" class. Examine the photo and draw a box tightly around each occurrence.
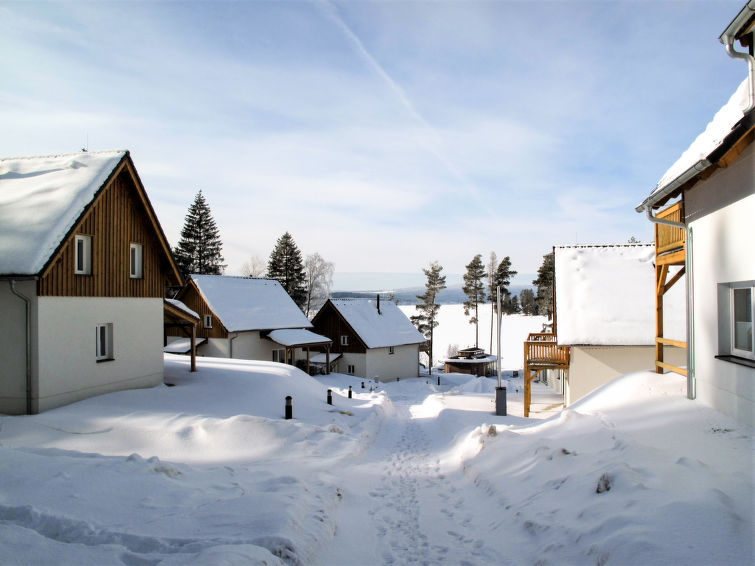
[312,302,366,353]
[39,168,174,298]
[173,283,229,339]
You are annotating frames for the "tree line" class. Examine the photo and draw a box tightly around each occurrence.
[412,251,554,371]
[171,190,333,317]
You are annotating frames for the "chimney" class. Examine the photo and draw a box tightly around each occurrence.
[377,294,381,315]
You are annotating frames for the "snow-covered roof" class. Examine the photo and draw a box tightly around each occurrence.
[444,355,497,364]
[328,298,425,348]
[0,150,127,275]
[165,298,199,320]
[638,78,749,211]
[268,329,332,347]
[555,245,685,346]
[190,275,312,332]
[163,337,207,354]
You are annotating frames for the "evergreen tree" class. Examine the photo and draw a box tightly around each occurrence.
[173,190,225,278]
[533,251,555,319]
[519,288,537,315]
[493,256,518,314]
[410,261,447,373]
[267,232,307,310]
[462,254,486,348]
[486,252,498,353]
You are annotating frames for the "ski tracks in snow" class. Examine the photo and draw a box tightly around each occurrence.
[364,410,500,566]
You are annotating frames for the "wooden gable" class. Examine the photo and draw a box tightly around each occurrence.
[172,279,229,339]
[311,300,367,354]
[38,154,181,298]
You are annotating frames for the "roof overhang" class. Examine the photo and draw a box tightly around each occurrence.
[720,0,755,45]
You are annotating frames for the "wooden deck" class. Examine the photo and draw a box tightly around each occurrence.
[523,333,570,417]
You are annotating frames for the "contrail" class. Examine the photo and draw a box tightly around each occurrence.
[314,0,489,209]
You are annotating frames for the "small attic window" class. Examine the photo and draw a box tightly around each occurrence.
[74,235,92,275]
[204,314,212,329]
[130,243,143,279]
[340,335,349,346]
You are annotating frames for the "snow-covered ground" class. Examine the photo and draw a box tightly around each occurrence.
[0,337,752,564]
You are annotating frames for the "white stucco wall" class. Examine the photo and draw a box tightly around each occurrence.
[0,280,38,414]
[35,297,164,412]
[686,145,755,426]
[366,344,420,382]
[565,345,686,406]
[338,353,367,379]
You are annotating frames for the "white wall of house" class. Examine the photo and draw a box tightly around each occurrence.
[197,331,304,363]
[686,144,755,426]
[338,353,367,379]
[565,345,687,406]
[366,344,420,382]
[35,297,164,413]
[0,280,38,414]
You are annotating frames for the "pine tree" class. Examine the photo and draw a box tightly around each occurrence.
[267,232,307,310]
[410,261,447,373]
[173,190,225,278]
[494,256,518,314]
[487,252,498,354]
[533,251,555,319]
[519,288,537,315]
[462,254,486,348]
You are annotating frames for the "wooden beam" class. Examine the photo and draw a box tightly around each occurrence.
[656,249,686,266]
[190,323,197,372]
[656,337,687,349]
[656,361,687,377]
[663,266,686,294]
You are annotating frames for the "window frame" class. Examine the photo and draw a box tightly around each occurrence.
[340,335,349,347]
[95,323,113,362]
[74,234,92,275]
[730,286,754,360]
[389,346,395,355]
[347,364,355,375]
[129,243,143,279]
[203,314,213,329]
[272,348,286,363]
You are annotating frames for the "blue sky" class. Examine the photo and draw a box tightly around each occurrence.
[0,0,747,289]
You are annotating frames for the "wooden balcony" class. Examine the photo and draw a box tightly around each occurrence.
[655,202,685,266]
[523,333,570,417]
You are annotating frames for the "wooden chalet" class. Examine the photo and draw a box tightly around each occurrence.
[0,150,182,414]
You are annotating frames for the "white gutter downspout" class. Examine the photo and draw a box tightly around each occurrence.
[8,280,33,414]
[643,207,695,400]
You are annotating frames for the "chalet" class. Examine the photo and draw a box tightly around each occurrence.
[0,150,182,414]
[168,275,332,371]
[312,297,425,381]
[635,2,755,426]
[531,245,686,413]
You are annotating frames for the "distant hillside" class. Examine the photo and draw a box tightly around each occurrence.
[331,285,533,306]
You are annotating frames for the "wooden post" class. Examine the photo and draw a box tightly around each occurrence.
[326,346,331,375]
[190,323,197,372]
[306,347,310,375]
[523,340,530,418]
[655,264,667,374]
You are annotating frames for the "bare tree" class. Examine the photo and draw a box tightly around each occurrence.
[240,255,266,278]
[304,253,335,318]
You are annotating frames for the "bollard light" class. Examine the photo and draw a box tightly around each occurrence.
[348,385,352,399]
[285,395,293,420]
[327,389,333,405]
[361,381,365,388]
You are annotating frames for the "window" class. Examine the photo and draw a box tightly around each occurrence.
[389,346,395,355]
[95,323,113,361]
[130,243,143,279]
[273,349,286,363]
[732,287,754,359]
[74,235,92,275]
[347,364,355,375]
[204,314,212,329]
[340,335,349,346]
[718,282,755,363]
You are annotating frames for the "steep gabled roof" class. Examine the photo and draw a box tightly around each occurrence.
[554,245,685,346]
[0,150,181,284]
[327,298,425,349]
[0,151,126,275]
[189,275,312,332]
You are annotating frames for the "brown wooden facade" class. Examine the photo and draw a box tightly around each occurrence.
[38,155,181,297]
[163,300,199,372]
[171,280,229,340]
[311,300,368,355]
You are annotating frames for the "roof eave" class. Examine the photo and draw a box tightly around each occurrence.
[719,0,755,43]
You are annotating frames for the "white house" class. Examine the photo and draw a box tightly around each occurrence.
[635,2,755,426]
[0,150,182,414]
[311,297,425,381]
[168,275,332,370]
[552,244,686,405]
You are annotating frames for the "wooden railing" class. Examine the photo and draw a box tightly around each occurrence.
[656,201,685,255]
[524,333,571,367]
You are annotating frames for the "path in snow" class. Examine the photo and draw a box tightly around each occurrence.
[313,395,506,566]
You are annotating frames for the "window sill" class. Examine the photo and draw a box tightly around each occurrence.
[715,355,755,369]
[96,358,115,364]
